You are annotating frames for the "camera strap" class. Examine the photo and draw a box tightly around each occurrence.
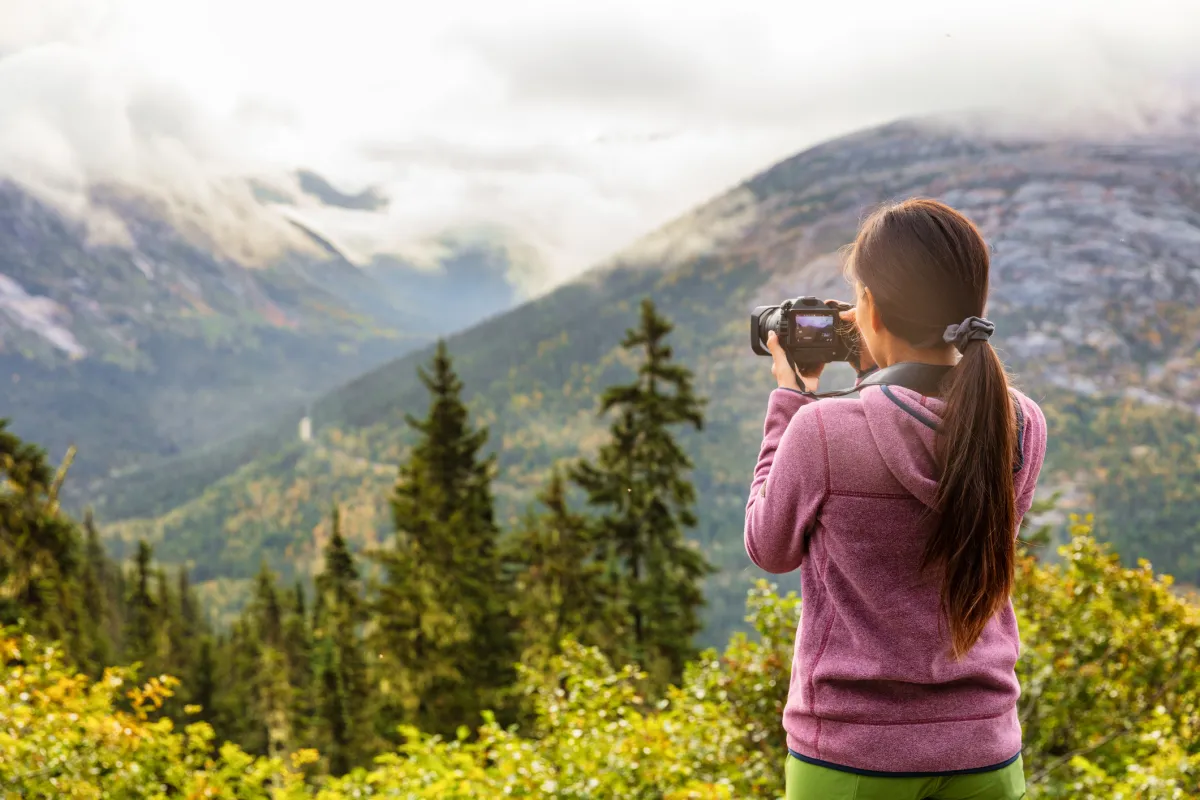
[812,362,955,399]
[809,361,1027,474]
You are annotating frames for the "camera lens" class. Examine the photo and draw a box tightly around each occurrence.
[758,308,782,347]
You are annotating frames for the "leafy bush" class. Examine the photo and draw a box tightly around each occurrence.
[0,632,315,798]
[1016,518,1200,798]
[325,641,764,799]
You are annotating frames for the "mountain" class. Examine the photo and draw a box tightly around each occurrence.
[91,117,1200,639]
[253,170,547,330]
[249,170,388,212]
[361,228,548,332]
[0,178,531,497]
[295,169,389,212]
[285,223,532,337]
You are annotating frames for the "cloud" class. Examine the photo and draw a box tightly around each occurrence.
[0,0,1197,290]
[0,30,316,264]
[358,137,579,176]
[455,19,706,106]
[452,1,1200,135]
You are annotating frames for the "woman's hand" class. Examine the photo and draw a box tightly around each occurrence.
[840,307,877,373]
[767,330,824,393]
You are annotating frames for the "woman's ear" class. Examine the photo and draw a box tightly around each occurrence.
[862,286,885,333]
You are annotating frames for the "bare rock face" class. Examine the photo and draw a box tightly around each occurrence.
[726,122,1200,410]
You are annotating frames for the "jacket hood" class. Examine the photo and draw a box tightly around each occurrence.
[860,385,947,509]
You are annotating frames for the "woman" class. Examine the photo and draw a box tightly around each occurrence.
[745,198,1046,800]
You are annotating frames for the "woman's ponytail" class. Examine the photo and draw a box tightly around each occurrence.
[849,197,1020,661]
[926,338,1017,660]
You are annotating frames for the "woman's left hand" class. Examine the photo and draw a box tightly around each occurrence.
[840,306,877,373]
[767,331,824,393]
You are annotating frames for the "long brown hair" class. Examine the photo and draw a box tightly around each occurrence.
[849,198,1017,660]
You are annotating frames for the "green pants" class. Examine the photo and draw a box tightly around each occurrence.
[785,753,1026,800]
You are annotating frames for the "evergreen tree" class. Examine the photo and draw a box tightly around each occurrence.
[177,568,202,643]
[178,569,203,649]
[150,566,185,716]
[570,298,713,685]
[214,620,266,754]
[283,581,315,748]
[508,467,615,672]
[371,530,468,738]
[155,567,176,661]
[163,567,206,714]
[250,562,293,761]
[108,565,127,657]
[0,421,83,650]
[123,541,159,671]
[193,633,218,724]
[78,510,116,674]
[313,506,374,774]
[254,562,285,650]
[371,340,516,737]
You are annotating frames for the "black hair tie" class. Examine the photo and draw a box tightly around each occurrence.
[943,316,995,354]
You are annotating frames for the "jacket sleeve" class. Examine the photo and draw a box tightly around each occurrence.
[744,389,829,574]
[1015,395,1048,518]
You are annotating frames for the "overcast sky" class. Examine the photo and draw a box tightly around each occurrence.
[1,0,1198,286]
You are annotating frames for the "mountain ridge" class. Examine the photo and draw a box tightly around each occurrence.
[0,175,529,494]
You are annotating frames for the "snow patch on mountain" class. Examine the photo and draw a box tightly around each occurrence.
[0,272,85,357]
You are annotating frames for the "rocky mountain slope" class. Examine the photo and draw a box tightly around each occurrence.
[92,118,1200,638]
[0,177,528,493]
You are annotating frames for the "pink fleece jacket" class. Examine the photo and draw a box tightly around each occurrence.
[745,383,1046,774]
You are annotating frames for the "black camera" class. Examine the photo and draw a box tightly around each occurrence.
[750,296,858,367]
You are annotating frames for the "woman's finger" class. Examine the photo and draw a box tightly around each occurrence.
[766,330,800,390]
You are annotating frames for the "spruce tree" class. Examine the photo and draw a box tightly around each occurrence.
[208,564,291,758]
[250,562,293,761]
[176,569,202,652]
[570,298,712,685]
[193,634,218,723]
[155,568,177,659]
[177,568,202,643]
[371,340,516,736]
[371,526,467,738]
[508,467,615,672]
[215,620,266,754]
[123,541,159,672]
[283,582,315,748]
[166,567,207,715]
[152,566,185,716]
[108,565,127,656]
[313,506,373,774]
[78,510,116,674]
[254,562,285,649]
[0,421,83,650]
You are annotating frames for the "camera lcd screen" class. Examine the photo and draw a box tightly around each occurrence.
[791,312,835,344]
